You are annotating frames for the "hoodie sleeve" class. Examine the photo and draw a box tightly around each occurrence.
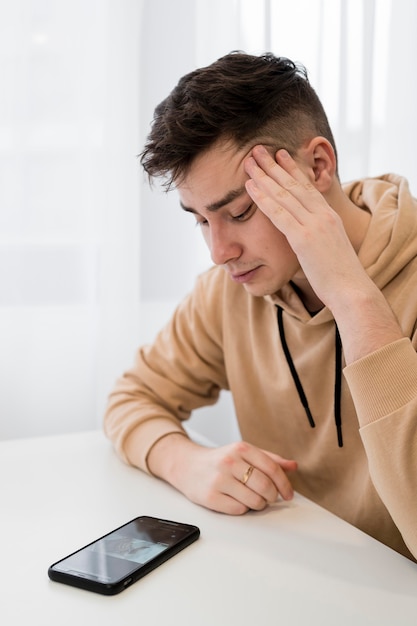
[104,268,229,472]
[343,337,417,559]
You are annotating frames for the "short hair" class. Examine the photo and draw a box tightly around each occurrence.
[140,51,337,189]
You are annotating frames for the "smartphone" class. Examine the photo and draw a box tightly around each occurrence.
[48,515,200,595]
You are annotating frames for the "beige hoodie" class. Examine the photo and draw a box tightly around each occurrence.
[105,174,417,561]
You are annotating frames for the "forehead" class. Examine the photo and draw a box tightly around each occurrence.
[177,141,252,209]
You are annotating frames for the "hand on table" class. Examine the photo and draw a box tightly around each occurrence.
[148,435,297,515]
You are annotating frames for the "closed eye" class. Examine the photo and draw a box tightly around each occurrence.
[192,203,256,228]
[233,204,256,221]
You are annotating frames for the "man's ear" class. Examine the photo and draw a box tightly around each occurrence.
[300,137,337,193]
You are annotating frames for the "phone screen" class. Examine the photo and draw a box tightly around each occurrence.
[48,516,200,594]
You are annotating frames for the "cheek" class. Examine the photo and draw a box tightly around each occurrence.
[261,225,292,257]
[263,232,299,273]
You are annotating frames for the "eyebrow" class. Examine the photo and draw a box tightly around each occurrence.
[180,186,247,214]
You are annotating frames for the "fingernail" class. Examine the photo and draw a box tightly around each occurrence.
[253,144,268,155]
[285,488,294,501]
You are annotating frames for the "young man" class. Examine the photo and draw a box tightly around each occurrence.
[105,52,417,561]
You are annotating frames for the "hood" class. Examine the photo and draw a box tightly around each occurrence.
[345,174,417,290]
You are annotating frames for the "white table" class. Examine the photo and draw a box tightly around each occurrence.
[1,430,417,625]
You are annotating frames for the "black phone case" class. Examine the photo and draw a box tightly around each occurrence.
[48,516,200,595]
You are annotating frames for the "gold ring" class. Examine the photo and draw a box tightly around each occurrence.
[241,465,254,485]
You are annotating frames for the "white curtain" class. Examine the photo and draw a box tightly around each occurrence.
[2,0,417,441]
[0,0,142,438]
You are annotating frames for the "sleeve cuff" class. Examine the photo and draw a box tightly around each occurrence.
[124,418,188,473]
[343,338,417,426]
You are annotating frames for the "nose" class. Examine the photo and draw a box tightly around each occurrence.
[206,222,242,266]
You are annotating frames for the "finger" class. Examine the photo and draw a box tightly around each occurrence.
[238,448,296,502]
[245,176,295,233]
[274,149,325,210]
[235,480,270,511]
[252,145,313,193]
[262,449,298,472]
[208,463,268,512]
[236,463,278,505]
[245,153,302,205]
[205,490,250,516]
[244,164,305,230]
[247,146,325,217]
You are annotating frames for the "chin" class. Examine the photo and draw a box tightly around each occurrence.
[242,282,278,298]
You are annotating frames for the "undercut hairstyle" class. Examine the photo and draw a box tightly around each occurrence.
[140,51,338,189]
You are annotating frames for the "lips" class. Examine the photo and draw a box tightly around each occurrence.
[230,266,261,283]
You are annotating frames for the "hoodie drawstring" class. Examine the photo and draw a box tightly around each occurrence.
[276,305,343,448]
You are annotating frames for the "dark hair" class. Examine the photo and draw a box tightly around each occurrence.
[140,51,337,189]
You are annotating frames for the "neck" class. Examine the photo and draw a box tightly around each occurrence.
[328,183,372,254]
[290,279,324,313]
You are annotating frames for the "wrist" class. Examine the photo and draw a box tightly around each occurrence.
[330,288,403,364]
[147,432,200,485]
